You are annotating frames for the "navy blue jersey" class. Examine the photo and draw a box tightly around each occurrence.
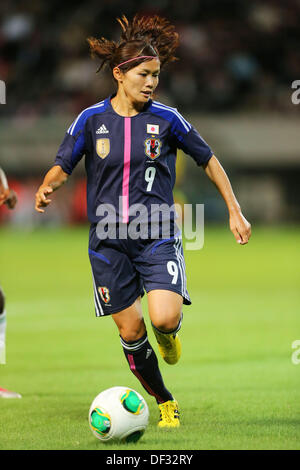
[55,94,213,226]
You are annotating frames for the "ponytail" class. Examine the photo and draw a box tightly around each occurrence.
[87,14,179,73]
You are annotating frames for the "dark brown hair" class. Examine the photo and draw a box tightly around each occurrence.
[87,14,179,74]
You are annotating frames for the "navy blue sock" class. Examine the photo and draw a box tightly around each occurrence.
[120,332,173,404]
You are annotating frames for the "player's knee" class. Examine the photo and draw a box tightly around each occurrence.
[118,320,146,343]
[0,288,5,314]
[152,310,182,333]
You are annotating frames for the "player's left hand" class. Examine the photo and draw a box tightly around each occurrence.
[4,189,18,209]
[229,210,251,245]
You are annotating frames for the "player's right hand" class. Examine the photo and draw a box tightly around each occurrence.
[35,185,53,213]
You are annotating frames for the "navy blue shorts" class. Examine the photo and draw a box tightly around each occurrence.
[88,224,191,316]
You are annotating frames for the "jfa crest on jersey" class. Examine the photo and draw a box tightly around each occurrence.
[144,137,162,160]
[98,286,110,303]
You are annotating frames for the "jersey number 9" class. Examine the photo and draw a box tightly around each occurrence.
[167,261,178,285]
[145,167,156,192]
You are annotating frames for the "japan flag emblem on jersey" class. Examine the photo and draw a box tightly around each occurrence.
[147,124,159,134]
[144,137,162,160]
[96,138,110,159]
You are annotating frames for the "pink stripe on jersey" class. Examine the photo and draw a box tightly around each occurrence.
[122,117,131,223]
[127,354,165,404]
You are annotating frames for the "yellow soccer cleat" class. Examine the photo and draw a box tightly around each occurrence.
[158,399,180,428]
[152,327,182,365]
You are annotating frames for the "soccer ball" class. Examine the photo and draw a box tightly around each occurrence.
[88,386,149,443]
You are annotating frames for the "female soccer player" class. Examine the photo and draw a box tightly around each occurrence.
[35,14,251,427]
[0,166,21,398]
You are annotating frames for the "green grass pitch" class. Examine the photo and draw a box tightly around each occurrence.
[0,225,299,450]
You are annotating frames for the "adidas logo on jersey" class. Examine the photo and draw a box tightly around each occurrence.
[146,348,152,359]
[96,124,109,134]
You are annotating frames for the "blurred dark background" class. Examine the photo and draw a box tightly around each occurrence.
[0,0,299,227]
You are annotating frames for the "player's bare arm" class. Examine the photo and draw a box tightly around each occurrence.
[35,165,68,213]
[203,155,251,245]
